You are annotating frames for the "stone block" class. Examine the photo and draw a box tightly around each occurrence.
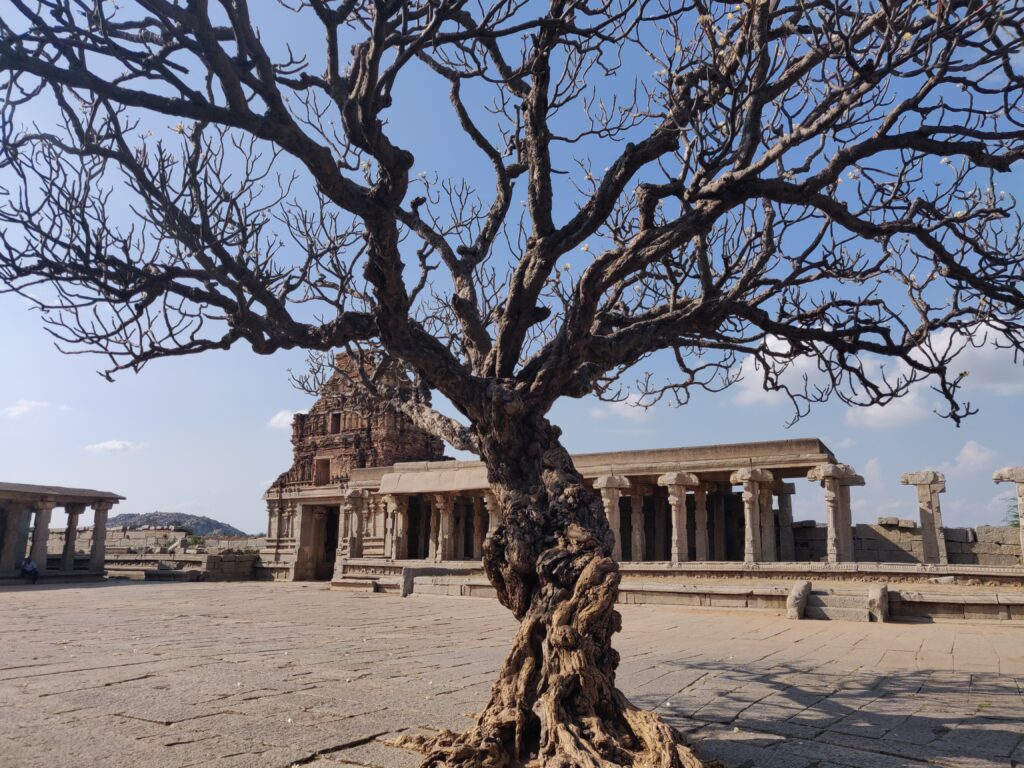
[786,580,812,620]
[867,584,888,623]
[897,519,916,529]
[877,516,899,526]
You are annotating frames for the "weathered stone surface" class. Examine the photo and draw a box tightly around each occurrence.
[868,584,889,622]
[4,582,1024,768]
[786,580,812,619]
[992,466,1024,484]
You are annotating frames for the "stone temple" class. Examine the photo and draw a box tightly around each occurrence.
[258,362,1024,587]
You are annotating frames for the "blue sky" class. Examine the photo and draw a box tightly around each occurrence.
[1,4,1022,533]
[2,289,1022,534]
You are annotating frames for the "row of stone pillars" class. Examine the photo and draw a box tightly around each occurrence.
[0,499,112,577]
[596,471,800,564]
[340,490,502,562]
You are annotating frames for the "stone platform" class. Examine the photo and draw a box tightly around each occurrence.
[1,582,1022,768]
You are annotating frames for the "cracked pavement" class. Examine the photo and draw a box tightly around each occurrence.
[1,582,1022,767]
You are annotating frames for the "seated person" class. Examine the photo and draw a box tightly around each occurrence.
[20,556,39,584]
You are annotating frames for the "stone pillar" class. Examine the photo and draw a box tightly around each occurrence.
[774,482,796,562]
[386,495,409,559]
[837,473,864,562]
[652,496,667,561]
[808,464,859,564]
[0,504,27,575]
[433,494,454,562]
[484,492,501,537]
[381,496,395,559]
[62,503,84,573]
[730,469,773,563]
[712,489,727,560]
[89,501,112,573]
[629,492,646,562]
[29,499,55,571]
[343,490,365,558]
[901,471,948,565]
[758,485,777,562]
[992,467,1024,564]
[658,472,700,564]
[471,498,484,560]
[594,475,629,561]
[693,486,710,561]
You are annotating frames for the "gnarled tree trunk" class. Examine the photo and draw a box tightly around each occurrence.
[396,395,704,767]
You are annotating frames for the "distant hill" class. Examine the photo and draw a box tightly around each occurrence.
[107,512,250,537]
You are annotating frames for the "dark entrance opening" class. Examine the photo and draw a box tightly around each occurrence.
[316,506,340,580]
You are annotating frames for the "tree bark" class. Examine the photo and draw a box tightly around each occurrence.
[394,393,704,767]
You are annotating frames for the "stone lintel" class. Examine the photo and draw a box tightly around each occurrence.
[900,470,945,487]
[729,468,773,485]
[839,474,865,488]
[593,474,630,490]
[772,482,797,495]
[657,471,701,488]
[992,466,1024,485]
[807,463,855,482]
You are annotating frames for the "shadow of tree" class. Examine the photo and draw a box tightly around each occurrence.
[629,658,1024,768]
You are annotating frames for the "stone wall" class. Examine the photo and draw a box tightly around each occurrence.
[794,520,1022,565]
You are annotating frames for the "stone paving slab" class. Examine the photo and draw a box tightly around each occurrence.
[1,582,1022,767]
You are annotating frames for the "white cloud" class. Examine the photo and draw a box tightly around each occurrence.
[1,399,49,419]
[844,388,931,429]
[267,410,297,430]
[940,440,998,475]
[587,396,653,422]
[863,457,884,487]
[85,440,145,453]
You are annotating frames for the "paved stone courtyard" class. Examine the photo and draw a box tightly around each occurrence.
[1,583,1022,768]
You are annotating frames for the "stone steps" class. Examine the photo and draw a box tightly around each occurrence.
[331,576,378,592]
[361,537,386,558]
[805,605,870,622]
[805,590,870,621]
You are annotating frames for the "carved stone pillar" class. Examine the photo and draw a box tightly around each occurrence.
[386,495,409,560]
[0,504,28,575]
[693,486,710,561]
[730,469,773,563]
[808,464,860,564]
[29,499,55,572]
[712,488,727,560]
[758,485,777,562]
[901,471,948,565]
[433,494,454,562]
[774,482,796,561]
[993,467,1024,564]
[452,499,465,560]
[629,492,646,562]
[89,501,112,573]
[837,473,864,562]
[658,472,700,564]
[594,475,629,561]
[62,503,84,573]
[342,490,365,559]
[471,497,484,560]
[484,492,501,537]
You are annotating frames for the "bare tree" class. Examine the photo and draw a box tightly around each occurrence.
[2,1,1023,765]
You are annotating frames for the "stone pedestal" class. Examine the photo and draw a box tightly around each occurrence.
[730,469,773,563]
[901,471,948,565]
[595,475,629,561]
[992,467,1024,565]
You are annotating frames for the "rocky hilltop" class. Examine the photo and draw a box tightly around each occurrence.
[107,512,249,537]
